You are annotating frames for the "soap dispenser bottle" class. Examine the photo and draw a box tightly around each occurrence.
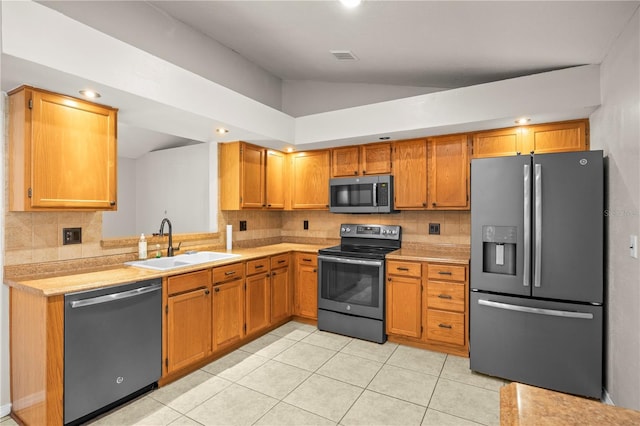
[138,233,147,259]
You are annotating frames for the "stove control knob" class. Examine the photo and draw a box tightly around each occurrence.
[381,230,388,235]
[391,230,397,235]
[345,227,351,233]
[341,227,346,232]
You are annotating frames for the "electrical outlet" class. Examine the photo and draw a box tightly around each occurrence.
[631,235,638,259]
[63,227,82,245]
[239,220,247,231]
[303,220,309,230]
[429,223,440,235]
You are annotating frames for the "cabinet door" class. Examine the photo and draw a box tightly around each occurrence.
[361,143,392,175]
[266,150,285,209]
[386,275,422,338]
[472,127,522,158]
[295,256,318,319]
[523,120,588,154]
[29,89,117,209]
[271,266,290,323]
[331,146,360,177]
[246,273,271,335]
[290,151,330,209]
[427,134,469,209]
[167,287,211,373]
[393,140,428,209]
[241,144,265,208]
[212,279,245,350]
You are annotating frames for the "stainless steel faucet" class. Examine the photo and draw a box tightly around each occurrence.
[158,217,181,257]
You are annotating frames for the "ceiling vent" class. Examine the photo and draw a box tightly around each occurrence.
[330,50,358,61]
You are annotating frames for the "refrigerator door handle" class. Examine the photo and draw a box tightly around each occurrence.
[534,163,542,288]
[478,299,594,320]
[523,164,531,287]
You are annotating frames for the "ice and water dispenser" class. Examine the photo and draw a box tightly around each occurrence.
[482,226,517,275]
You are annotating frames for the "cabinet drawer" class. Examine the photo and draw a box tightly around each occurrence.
[427,264,466,282]
[426,310,465,346]
[297,253,317,267]
[426,282,465,312]
[387,260,422,278]
[271,253,290,269]
[246,258,269,276]
[167,269,211,296]
[213,262,244,284]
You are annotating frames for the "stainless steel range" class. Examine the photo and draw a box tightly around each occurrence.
[318,224,401,343]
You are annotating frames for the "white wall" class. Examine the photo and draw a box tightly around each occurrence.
[135,143,217,236]
[589,7,640,410]
[282,80,443,117]
[1,89,10,416]
[39,1,283,110]
[102,157,137,238]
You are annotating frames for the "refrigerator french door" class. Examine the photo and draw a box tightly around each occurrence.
[470,151,604,398]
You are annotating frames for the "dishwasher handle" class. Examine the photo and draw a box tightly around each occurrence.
[70,284,161,309]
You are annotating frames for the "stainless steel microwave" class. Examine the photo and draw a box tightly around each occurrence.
[329,175,396,214]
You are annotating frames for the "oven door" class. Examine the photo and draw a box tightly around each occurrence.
[317,255,385,320]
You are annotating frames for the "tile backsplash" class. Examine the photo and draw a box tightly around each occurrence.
[3,208,469,267]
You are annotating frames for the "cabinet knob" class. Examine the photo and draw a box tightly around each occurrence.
[204,289,210,295]
[432,202,437,207]
[110,201,116,206]
[422,202,427,207]
[262,204,266,207]
[362,170,366,175]
[313,269,317,273]
[267,204,271,207]
[388,277,392,281]
[354,171,358,175]
[272,272,276,276]
[266,273,270,278]
[214,287,220,293]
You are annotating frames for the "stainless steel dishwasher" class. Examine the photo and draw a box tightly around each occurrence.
[64,278,162,425]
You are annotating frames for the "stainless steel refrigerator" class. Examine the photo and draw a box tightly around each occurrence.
[470,150,603,399]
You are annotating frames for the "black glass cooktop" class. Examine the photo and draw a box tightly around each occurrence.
[318,244,399,260]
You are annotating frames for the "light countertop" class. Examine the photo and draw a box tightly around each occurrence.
[500,382,640,425]
[5,243,470,297]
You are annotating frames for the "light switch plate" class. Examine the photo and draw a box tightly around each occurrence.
[631,235,638,259]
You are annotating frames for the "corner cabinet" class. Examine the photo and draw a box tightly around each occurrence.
[219,142,285,210]
[8,85,118,211]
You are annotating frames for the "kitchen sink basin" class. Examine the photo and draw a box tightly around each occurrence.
[126,251,241,271]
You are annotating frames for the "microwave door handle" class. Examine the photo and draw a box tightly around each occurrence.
[372,182,378,207]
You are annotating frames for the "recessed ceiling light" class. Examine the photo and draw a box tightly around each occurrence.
[79,89,101,99]
[515,117,531,125]
[216,128,229,134]
[286,147,294,153]
[340,0,362,8]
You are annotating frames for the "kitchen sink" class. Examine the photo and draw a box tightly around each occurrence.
[126,251,241,271]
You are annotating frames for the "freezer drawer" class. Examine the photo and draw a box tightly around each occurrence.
[470,292,602,398]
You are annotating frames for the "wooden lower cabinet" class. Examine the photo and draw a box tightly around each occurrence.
[270,253,291,323]
[294,253,318,319]
[245,258,271,336]
[166,270,212,374]
[386,260,470,357]
[212,263,245,351]
[386,260,423,338]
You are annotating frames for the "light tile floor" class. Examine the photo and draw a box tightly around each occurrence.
[1,321,506,426]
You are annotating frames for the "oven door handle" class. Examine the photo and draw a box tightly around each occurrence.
[318,255,384,267]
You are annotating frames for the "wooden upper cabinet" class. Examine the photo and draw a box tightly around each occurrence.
[8,85,117,211]
[331,143,391,177]
[472,127,522,158]
[392,139,428,209]
[242,144,266,208]
[219,142,285,210]
[266,150,285,209]
[427,134,470,210]
[472,119,589,158]
[522,120,589,154]
[289,150,330,209]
